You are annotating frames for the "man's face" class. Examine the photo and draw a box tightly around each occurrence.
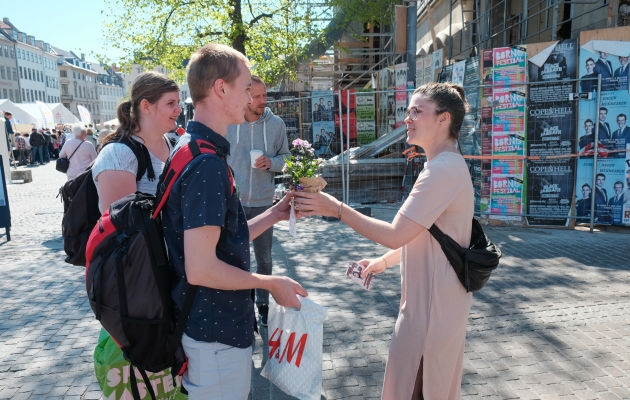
[596,175,605,187]
[582,185,591,198]
[584,121,593,133]
[327,101,332,108]
[600,52,609,59]
[319,98,324,105]
[225,61,253,125]
[247,81,267,117]
[619,56,629,66]
[614,183,623,195]
[599,110,607,122]
[586,60,595,73]
[617,116,626,129]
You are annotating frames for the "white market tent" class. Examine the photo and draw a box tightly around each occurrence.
[13,103,47,129]
[48,103,80,125]
[103,118,119,128]
[0,99,39,127]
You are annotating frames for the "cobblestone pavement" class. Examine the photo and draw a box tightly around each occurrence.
[1,162,630,399]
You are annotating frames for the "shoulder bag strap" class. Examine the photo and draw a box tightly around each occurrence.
[66,140,84,160]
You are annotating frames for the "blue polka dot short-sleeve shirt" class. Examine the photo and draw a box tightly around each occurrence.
[162,121,254,348]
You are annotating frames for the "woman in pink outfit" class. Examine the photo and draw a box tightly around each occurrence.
[295,82,474,399]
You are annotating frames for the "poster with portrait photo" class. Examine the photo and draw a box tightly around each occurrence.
[575,157,628,225]
[451,60,466,87]
[579,41,630,92]
[311,90,335,123]
[312,121,335,157]
[416,56,425,86]
[577,90,630,158]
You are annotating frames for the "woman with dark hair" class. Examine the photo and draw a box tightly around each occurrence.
[295,82,474,399]
[92,71,181,212]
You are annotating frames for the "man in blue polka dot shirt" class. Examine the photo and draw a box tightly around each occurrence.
[161,43,308,400]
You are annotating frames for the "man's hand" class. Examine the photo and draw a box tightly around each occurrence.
[266,276,308,309]
[254,155,272,170]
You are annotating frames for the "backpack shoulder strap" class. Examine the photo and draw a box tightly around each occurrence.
[105,136,154,182]
[152,139,234,218]
[428,223,447,243]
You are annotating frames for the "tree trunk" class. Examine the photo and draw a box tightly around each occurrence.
[229,0,247,55]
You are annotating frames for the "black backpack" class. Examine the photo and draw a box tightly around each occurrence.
[429,218,501,292]
[60,136,154,266]
[85,139,233,400]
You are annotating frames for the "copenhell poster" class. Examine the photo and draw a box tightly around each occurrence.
[526,160,576,226]
[528,39,577,103]
[527,103,575,158]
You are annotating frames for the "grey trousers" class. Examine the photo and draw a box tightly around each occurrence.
[243,205,273,306]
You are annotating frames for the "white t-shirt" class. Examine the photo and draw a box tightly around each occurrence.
[92,135,172,196]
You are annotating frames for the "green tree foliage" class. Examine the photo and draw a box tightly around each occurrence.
[100,0,397,85]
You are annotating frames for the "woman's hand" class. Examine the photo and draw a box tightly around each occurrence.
[359,257,388,277]
[293,191,340,218]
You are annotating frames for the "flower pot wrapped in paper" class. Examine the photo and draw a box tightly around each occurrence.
[283,139,326,237]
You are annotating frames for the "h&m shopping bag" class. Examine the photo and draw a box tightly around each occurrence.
[261,296,328,400]
[94,328,187,400]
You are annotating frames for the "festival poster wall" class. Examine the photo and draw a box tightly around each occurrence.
[356,89,375,145]
[526,160,575,226]
[575,157,629,225]
[490,176,523,217]
[395,63,408,128]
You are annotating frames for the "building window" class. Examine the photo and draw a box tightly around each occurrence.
[62,84,68,95]
[3,46,8,57]
[12,68,17,81]
[73,71,76,79]
[63,102,70,109]
[19,66,22,79]
[2,89,7,99]
[9,89,13,101]
[60,70,67,78]
[27,68,31,80]
[10,47,14,59]
[0,67,5,80]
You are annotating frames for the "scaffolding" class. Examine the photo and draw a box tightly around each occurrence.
[436,0,610,62]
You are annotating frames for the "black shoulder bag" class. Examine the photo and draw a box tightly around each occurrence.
[429,218,501,292]
[56,141,84,173]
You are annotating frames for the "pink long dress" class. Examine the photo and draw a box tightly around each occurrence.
[382,152,474,400]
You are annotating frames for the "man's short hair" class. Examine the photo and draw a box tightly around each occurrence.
[582,183,591,189]
[251,75,265,86]
[600,107,608,113]
[3,111,12,116]
[617,113,627,120]
[187,43,250,106]
[614,181,623,188]
[584,119,593,125]
[596,173,606,179]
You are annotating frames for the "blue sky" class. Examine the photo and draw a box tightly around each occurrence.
[2,0,125,62]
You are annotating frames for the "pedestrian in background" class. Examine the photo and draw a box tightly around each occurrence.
[15,133,27,165]
[295,82,474,400]
[86,124,97,148]
[42,129,52,164]
[29,128,45,166]
[226,75,291,327]
[59,123,97,180]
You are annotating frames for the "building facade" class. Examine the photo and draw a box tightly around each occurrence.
[1,18,60,104]
[91,62,124,126]
[54,47,99,121]
[0,26,19,102]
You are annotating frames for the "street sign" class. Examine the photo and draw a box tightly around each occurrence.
[0,155,11,241]
[569,92,593,100]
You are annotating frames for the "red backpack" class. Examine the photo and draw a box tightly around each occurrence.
[85,139,234,399]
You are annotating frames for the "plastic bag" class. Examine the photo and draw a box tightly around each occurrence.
[261,297,327,400]
[93,328,187,400]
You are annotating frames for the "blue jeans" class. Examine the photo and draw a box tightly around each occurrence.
[30,146,43,165]
[43,144,51,163]
[243,205,273,306]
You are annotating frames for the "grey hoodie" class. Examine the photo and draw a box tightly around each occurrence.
[226,108,290,207]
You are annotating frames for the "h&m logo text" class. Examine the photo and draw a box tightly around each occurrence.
[268,328,308,368]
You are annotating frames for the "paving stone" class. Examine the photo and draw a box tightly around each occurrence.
[3,161,630,400]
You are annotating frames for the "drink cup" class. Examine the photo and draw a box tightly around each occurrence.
[250,150,263,168]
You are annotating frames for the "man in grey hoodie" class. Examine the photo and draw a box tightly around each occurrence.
[226,75,290,326]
